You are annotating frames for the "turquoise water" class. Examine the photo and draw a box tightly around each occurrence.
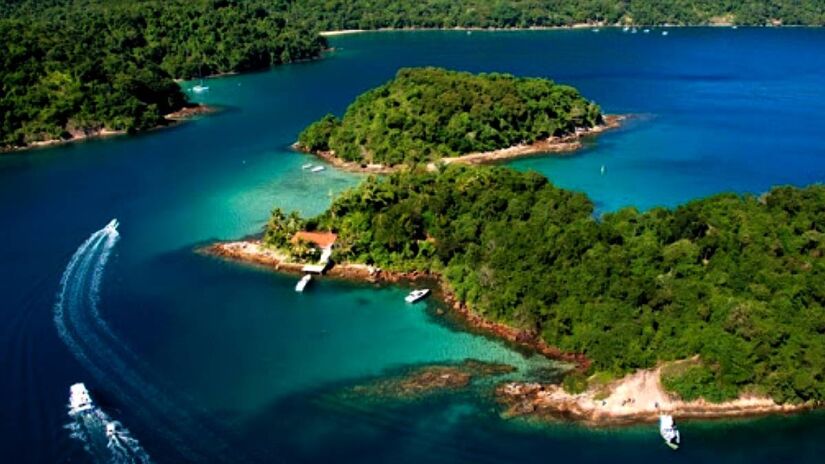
[2,28,825,462]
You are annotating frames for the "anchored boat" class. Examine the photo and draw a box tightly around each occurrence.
[295,274,312,292]
[405,288,430,303]
[659,415,681,450]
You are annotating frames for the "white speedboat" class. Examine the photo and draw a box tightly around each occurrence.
[192,85,209,93]
[623,26,630,32]
[405,288,430,303]
[643,28,650,33]
[662,30,669,36]
[659,415,680,450]
[295,274,312,292]
[302,163,314,170]
[69,383,94,415]
[311,166,325,173]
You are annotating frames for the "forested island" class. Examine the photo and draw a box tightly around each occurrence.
[297,67,605,168]
[256,165,825,410]
[0,0,325,150]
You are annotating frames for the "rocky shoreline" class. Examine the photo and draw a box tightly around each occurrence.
[203,240,590,369]
[497,366,813,426]
[295,115,624,174]
[3,104,215,154]
[203,239,815,426]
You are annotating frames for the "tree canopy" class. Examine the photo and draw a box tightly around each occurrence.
[298,67,602,166]
[267,165,825,404]
[0,0,326,149]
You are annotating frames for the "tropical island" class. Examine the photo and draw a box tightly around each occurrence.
[212,163,824,422]
[296,67,611,170]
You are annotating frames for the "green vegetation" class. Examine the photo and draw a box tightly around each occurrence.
[266,165,825,404]
[1,0,325,149]
[298,0,825,28]
[298,68,602,166]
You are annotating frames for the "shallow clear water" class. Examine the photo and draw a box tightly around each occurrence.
[2,28,825,463]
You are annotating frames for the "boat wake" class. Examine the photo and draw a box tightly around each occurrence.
[54,220,231,462]
[66,386,152,464]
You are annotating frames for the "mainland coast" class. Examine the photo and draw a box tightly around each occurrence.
[203,239,813,425]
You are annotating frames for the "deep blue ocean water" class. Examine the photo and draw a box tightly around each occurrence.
[1,28,825,463]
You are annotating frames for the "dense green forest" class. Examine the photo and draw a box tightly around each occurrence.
[0,0,325,149]
[298,68,602,166]
[266,165,825,404]
[298,0,825,28]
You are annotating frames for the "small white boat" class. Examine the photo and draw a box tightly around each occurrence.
[623,26,630,32]
[302,163,314,170]
[192,84,209,93]
[405,288,430,303]
[659,415,680,450]
[295,274,312,292]
[662,31,669,36]
[643,28,650,33]
[69,383,93,415]
[593,28,600,33]
[631,28,638,34]
[311,166,325,173]
[106,422,117,439]
[600,165,605,175]
[732,25,738,30]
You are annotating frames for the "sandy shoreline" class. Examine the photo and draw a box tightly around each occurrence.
[3,104,216,154]
[296,115,624,174]
[319,23,781,36]
[497,365,812,425]
[203,239,817,425]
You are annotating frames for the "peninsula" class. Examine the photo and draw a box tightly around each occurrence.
[296,67,608,170]
[211,164,825,424]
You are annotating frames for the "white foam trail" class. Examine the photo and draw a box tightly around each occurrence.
[66,394,152,464]
[54,220,230,461]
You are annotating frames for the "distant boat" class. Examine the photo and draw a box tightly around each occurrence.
[662,30,669,36]
[192,81,209,93]
[302,163,314,170]
[659,415,680,450]
[631,28,638,34]
[643,28,650,33]
[600,165,605,175]
[295,274,312,292]
[593,28,600,33]
[311,166,325,173]
[732,25,739,29]
[467,30,472,35]
[405,288,430,303]
[623,26,630,32]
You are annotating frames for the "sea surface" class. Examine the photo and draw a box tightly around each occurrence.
[2,28,825,463]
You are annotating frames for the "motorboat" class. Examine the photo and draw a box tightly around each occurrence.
[69,383,94,415]
[405,288,430,303]
[192,84,209,93]
[311,166,325,173]
[295,274,312,292]
[302,163,314,170]
[662,30,669,36]
[659,415,680,450]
